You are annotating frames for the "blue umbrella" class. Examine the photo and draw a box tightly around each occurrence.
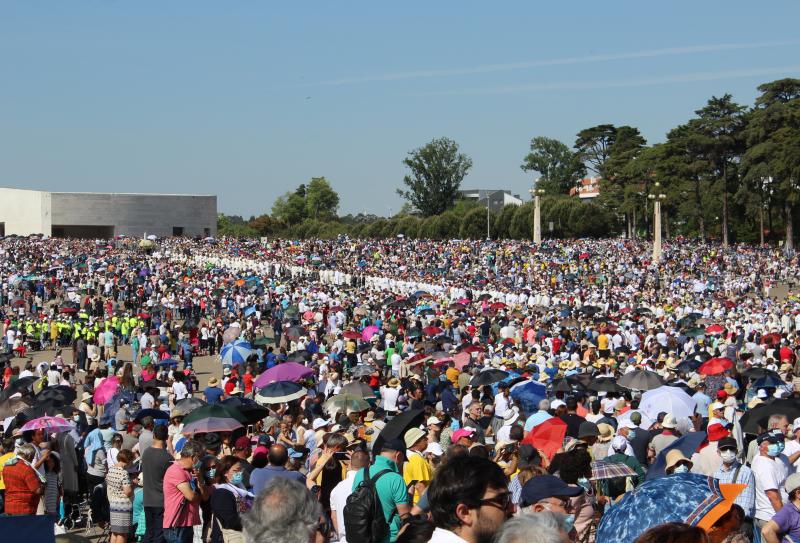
[646,431,707,480]
[597,473,745,543]
[510,379,546,417]
[244,305,256,317]
[753,374,786,389]
[221,339,253,366]
[157,358,179,368]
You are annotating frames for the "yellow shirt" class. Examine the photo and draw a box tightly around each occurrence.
[446,367,460,387]
[403,451,432,504]
[597,334,609,350]
[0,452,15,490]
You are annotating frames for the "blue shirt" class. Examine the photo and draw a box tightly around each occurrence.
[713,461,756,518]
[203,386,224,405]
[524,410,553,432]
[771,500,800,542]
[693,392,711,417]
[250,465,306,496]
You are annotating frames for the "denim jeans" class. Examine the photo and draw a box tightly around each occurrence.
[163,526,193,543]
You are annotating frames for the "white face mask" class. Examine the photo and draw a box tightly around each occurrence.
[720,450,737,464]
[672,465,690,474]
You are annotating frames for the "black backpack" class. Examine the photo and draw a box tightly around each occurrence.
[343,466,395,543]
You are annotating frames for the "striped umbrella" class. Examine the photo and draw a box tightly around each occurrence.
[21,415,72,433]
[220,339,253,366]
[591,460,637,481]
[255,381,308,405]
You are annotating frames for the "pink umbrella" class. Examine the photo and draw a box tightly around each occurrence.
[457,298,471,305]
[362,325,379,342]
[454,352,472,370]
[21,415,72,433]
[303,310,314,321]
[93,376,120,405]
[254,362,315,387]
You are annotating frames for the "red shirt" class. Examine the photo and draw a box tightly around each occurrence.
[3,461,41,515]
[243,373,254,394]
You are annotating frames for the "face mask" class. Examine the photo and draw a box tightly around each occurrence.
[231,472,244,485]
[720,450,737,464]
[562,514,576,533]
[73,415,80,422]
[768,443,782,457]
[672,465,689,474]
[205,469,216,479]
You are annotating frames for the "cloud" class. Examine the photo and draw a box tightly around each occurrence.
[409,66,800,96]
[321,40,800,86]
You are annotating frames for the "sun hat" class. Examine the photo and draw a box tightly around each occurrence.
[578,421,600,439]
[387,377,400,387]
[451,428,476,444]
[662,414,677,429]
[665,449,693,471]
[786,473,800,495]
[597,423,614,443]
[208,377,219,387]
[502,409,519,426]
[404,427,427,448]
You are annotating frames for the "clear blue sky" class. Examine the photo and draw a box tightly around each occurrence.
[2,1,799,217]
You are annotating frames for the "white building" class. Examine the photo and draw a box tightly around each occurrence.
[459,189,523,212]
[0,188,217,238]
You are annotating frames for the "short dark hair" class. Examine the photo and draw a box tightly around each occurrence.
[153,424,169,441]
[566,398,578,410]
[428,455,508,530]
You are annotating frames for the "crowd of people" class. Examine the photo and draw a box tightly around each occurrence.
[0,234,799,543]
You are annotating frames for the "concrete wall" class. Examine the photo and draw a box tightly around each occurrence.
[50,193,217,237]
[0,188,52,235]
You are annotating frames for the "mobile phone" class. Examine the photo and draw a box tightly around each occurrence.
[247,424,255,434]
[333,452,349,460]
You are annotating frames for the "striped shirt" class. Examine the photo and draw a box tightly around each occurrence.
[713,461,756,518]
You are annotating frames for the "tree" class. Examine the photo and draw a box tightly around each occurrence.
[574,124,618,175]
[521,136,585,194]
[693,94,747,246]
[743,78,800,252]
[598,126,647,237]
[460,207,496,239]
[217,213,256,237]
[397,137,473,216]
[305,177,340,220]
[248,214,284,236]
[271,192,307,225]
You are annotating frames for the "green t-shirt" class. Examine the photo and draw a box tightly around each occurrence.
[351,455,409,543]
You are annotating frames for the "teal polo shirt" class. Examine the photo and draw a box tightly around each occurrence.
[351,455,408,543]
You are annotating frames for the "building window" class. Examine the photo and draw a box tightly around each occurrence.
[172,226,184,236]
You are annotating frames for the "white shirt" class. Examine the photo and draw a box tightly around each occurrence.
[429,527,470,543]
[494,394,509,418]
[330,471,358,542]
[752,454,789,520]
[140,392,155,410]
[381,386,399,412]
[171,381,188,401]
[785,439,800,472]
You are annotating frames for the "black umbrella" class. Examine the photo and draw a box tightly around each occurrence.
[220,397,269,424]
[470,369,508,387]
[566,374,591,390]
[675,358,703,373]
[134,409,170,422]
[753,375,786,389]
[182,404,248,425]
[742,367,781,381]
[373,408,425,455]
[0,376,38,401]
[0,396,32,419]
[550,378,573,393]
[587,377,620,393]
[477,294,492,301]
[665,380,694,395]
[285,325,306,340]
[286,350,312,363]
[740,399,800,434]
[350,365,376,379]
[341,381,377,399]
[618,370,665,391]
[172,397,208,417]
[35,386,77,405]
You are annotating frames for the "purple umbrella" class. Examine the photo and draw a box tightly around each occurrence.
[362,325,379,342]
[182,416,243,434]
[254,362,315,387]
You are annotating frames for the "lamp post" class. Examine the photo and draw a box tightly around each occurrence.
[648,182,666,262]
[529,184,546,244]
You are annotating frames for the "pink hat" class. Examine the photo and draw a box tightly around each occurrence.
[451,428,476,444]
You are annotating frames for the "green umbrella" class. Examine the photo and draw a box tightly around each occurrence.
[324,394,370,413]
[182,404,248,425]
[254,336,275,346]
[284,306,300,317]
[139,355,151,366]
[684,327,706,338]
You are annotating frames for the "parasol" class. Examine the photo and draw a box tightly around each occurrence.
[255,381,307,405]
[254,362,314,387]
[21,415,72,433]
[639,386,696,421]
[324,394,370,414]
[618,370,665,391]
[341,381,377,399]
[697,357,734,376]
[373,408,426,455]
[93,376,120,405]
[591,460,637,480]
[172,397,208,417]
[182,417,243,434]
[521,417,567,460]
[182,404,247,425]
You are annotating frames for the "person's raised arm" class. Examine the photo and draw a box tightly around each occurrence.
[766,489,783,513]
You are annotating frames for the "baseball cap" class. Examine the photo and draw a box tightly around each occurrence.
[427,416,443,426]
[424,442,444,457]
[717,437,738,451]
[786,473,800,495]
[312,418,331,430]
[662,414,677,429]
[520,475,583,508]
[757,431,784,445]
[620,420,637,430]
[234,436,251,450]
[551,399,566,409]
[710,402,725,411]
[451,428,476,443]
[257,434,272,447]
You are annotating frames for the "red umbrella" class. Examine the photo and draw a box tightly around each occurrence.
[422,326,443,336]
[59,307,78,314]
[521,417,567,460]
[501,338,516,346]
[763,332,782,345]
[706,324,725,335]
[490,302,507,310]
[408,353,432,366]
[698,357,734,376]
[342,331,361,340]
[329,305,344,312]
[462,344,485,353]
[619,307,632,314]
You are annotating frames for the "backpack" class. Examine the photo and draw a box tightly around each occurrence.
[343,466,395,543]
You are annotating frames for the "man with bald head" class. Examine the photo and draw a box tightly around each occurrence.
[250,443,306,495]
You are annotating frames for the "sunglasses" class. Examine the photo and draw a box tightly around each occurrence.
[479,491,513,510]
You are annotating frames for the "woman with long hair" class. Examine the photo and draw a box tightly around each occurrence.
[106,449,135,543]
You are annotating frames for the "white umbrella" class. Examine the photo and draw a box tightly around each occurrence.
[639,386,696,421]
[615,409,654,430]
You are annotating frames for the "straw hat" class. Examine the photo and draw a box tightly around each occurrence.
[665,449,693,471]
[387,377,400,388]
[596,423,614,443]
[208,377,219,387]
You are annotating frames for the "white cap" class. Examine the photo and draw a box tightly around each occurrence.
[792,416,800,432]
[710,402,725,411]
[424,442,444,456]
[312,418,331,430]
[620,420,637,430]
[757,389,768,399]
[551,399,566,409]
[427,416,442,426]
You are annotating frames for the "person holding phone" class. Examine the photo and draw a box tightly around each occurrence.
[163,440,210,543]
